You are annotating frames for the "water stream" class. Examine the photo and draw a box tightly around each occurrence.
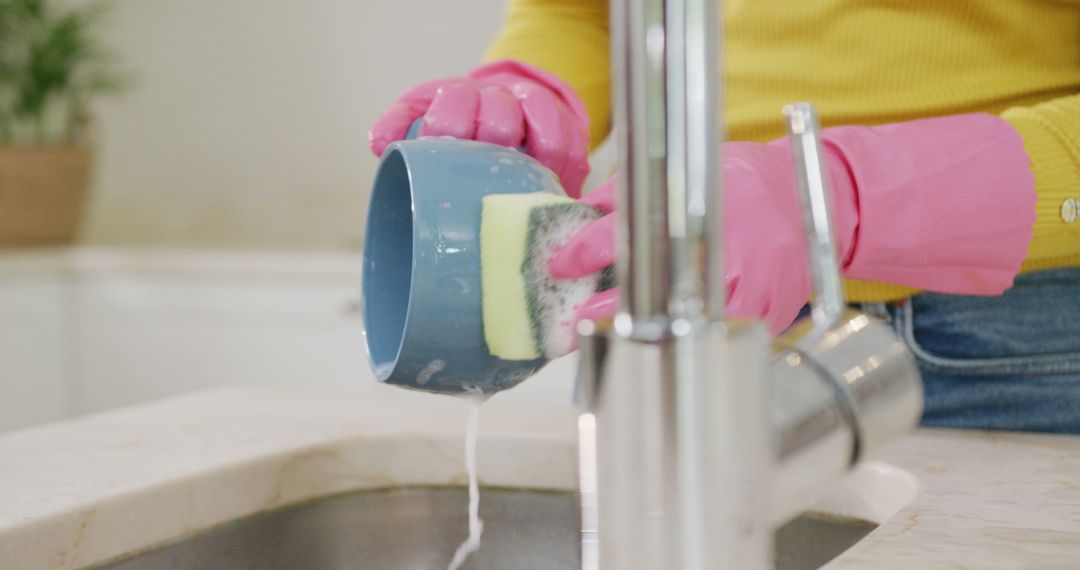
[447,395,486,570]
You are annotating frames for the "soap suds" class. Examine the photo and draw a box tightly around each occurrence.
[416,359,447,385]
[447,390,488,570]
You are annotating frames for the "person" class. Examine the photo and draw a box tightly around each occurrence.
[369,0,1080,434]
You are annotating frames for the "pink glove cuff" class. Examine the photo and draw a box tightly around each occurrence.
[823,113,1036,296]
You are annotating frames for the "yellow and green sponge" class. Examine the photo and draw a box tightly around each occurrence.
[480,192,612,361]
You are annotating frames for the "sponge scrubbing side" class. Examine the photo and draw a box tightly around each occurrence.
[481,192,609,361]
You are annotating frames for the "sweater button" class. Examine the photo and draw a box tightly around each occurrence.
[1062,198,1079,224]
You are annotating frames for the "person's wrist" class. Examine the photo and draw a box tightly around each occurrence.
[760,136,860,269]
[820,142,860,268]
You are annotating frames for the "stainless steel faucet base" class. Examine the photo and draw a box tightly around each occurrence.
[579,319,772,570]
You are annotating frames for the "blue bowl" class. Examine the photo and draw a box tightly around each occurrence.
[362,136,561,394]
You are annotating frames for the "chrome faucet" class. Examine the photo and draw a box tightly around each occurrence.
[574,1,924,568]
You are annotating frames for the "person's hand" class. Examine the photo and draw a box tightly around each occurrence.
[547,141,858,334]
[369,59,591,198]
[548,114,1036,336]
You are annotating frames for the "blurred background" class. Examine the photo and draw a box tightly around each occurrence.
[88,0,502,249]
[0,0,579,434]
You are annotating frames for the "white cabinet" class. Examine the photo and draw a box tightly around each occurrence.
[0,253,72,432]
[0,249,577,432]
[73,251,371,413]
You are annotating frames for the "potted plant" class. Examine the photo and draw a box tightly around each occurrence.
[0,0,125,247]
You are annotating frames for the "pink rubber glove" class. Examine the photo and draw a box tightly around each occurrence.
[369,59,591,198]
[550,113,1037,335]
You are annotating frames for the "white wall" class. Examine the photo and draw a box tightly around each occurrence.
[83,0,505,249]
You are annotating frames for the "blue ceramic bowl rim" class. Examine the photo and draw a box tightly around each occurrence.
[362,143,417,381]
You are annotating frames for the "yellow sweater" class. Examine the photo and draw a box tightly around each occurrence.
[485,0,1080,302]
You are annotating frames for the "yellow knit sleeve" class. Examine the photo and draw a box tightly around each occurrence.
[1002,94,1080,271]
[484,0,611,148]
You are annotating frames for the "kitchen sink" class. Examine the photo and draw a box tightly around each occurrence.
[98,487,876,570]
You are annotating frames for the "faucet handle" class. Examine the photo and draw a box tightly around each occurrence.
[776,103,924,465]
[783,103,846,329]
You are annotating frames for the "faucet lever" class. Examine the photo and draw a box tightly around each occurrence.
[784,103,846,330]
[775,102,924,470]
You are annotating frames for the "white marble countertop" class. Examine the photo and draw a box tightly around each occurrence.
[1,385,1079,569]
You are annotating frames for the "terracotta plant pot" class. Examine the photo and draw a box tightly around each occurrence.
[0,146,92,247]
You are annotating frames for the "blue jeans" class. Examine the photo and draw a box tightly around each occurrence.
[864,267,1080,434]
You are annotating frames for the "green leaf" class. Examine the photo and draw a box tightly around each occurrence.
[0,0,129,144]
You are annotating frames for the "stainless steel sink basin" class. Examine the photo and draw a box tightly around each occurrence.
[97,487,875,570]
